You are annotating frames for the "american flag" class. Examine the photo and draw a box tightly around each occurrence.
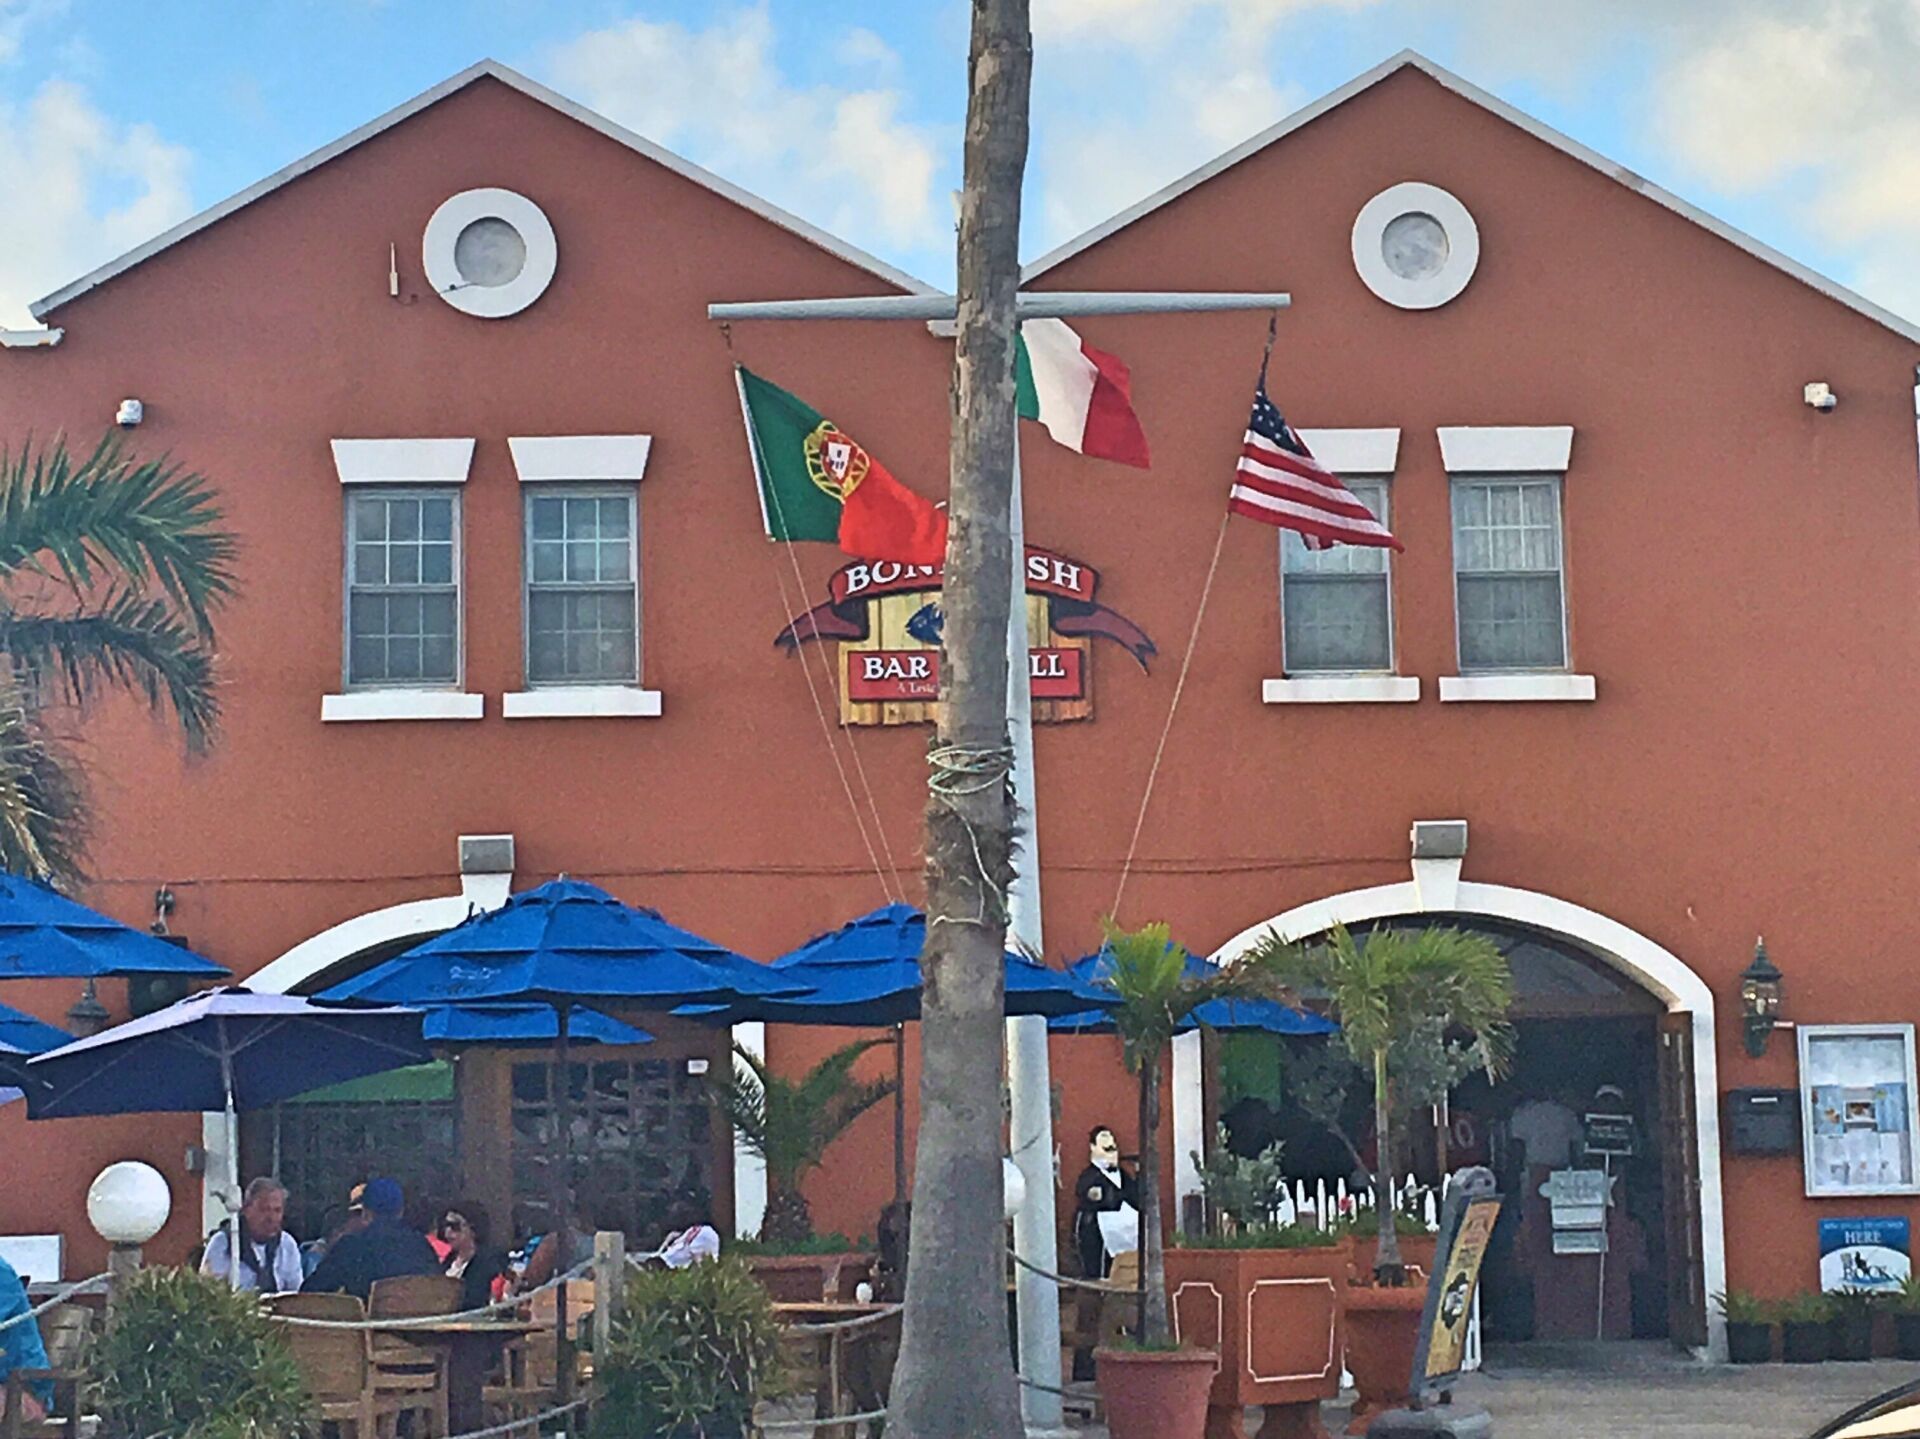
[1228,380,1401,550]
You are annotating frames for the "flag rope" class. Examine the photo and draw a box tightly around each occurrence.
[1110,511,1231,922]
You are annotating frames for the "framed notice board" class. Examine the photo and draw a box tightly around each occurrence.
[1799,1024,1920,1198]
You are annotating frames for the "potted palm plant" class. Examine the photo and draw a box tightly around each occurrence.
[1248,922,1510,1434]
[1829,1289,1878,1361]
[1715,1290,1776,1364]
[711,1036,894,1300]
[1891,1277,1920,1360]
[1779,1292,1835,1363]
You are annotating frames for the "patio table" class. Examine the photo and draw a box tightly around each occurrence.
[366,1317,544,1434]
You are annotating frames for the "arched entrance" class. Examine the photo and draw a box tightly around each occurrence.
[1192,880,1725,1361]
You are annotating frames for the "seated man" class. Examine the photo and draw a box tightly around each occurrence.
[0,1254,50,1427]
[201,1177,304,1294]
[302,1177,439,1301]
[655,1199,720,1270]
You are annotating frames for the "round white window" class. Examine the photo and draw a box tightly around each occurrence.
[1351,182,1479,310]
[422,188,557,319]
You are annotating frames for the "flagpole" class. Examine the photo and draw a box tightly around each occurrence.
[1005,429,1065,1433]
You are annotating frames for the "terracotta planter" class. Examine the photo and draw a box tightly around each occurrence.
[742,1252,873,1303]
[1095,1346,1219,1439]
[1164,1244,1349,1439]
[1349,1234,1438,1287]
[1342,1283,1427,1435]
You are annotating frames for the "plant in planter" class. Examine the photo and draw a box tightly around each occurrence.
[1829,1289,1879,1361]
[1249,922,1510,1433]
[1715,1290,1776,1364]
[1092,923,1305,1439]
[712,1036,895,1243]
[90,1267,311,1439]
[1891,1277,1920,1360]
[1778,1292,1836,1364]
[594,1256,785,1439]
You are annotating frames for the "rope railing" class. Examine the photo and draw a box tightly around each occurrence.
[269,1259,595,1329]
[0,1274,109,1333]
[1006,1247,1140,1295]
[778,1303,902,1335]
[438,1394,594,1439]
[757,1407,891,1433]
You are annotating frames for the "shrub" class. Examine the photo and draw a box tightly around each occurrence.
[90,1267,311,1439]
[1175,1223,1342,1251]
[1891,1276,1920,1315]
[1193,1124,1288,1233]
[1777,1292,1836,1325]
[727,1232,869,1257]
[1715,1290,1776,1326]
[593,1256,785,1438]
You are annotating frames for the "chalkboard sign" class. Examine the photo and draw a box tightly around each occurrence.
[1583,1110,1636,1156]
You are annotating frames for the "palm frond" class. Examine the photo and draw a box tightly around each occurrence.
[711,1038,897,1191]
[0,434,237,636]
[1097,921,1295,1072]
[0,686,89,883]
[3,591,220,748]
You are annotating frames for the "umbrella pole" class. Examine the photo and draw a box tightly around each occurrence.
[893,1024,907,1208]
[219,1029,243,1293]
[553,1000,572,1409]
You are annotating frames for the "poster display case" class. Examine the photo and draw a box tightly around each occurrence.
[1799,1024,1920,1198]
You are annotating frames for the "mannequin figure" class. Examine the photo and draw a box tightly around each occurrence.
[1072,1126,1139,1278]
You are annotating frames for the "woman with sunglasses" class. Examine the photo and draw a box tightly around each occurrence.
[438,1202,509,1311]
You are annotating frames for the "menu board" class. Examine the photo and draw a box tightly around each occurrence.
[1800,1025,1920,1198]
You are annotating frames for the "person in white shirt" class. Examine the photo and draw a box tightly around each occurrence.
[201,1177,304,1294]
[655,1199,720,1270]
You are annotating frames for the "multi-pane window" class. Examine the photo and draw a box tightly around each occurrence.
[346,490,459,686]
[525,490,638,685]
[1452,476,1567,671]
[1281,480,1393,672]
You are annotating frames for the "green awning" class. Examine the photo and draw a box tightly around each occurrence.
[283,1059,454,1105]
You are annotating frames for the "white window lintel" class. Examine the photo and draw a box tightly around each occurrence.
[1438,674,1596,703]
[1294,427,1400,475]
[331,438,475,485]
[502,687,663,719]
[1437,426,1574,474]
[508,435,653,483]
[1263,675,1420,704]
[321,690,484,722]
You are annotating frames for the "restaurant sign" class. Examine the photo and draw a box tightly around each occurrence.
[775,546,1154,726]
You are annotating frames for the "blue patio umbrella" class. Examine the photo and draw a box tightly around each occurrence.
[23,986,428,1286]
[1047,945,1337,1036]
[0,1001,71,1105]
[0,875,227,979]
[678,902,1108,1204]
[316,879,799,1283]
[420,1002,652,1047]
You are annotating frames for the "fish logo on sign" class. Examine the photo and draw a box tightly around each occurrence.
[773,545,1155,727]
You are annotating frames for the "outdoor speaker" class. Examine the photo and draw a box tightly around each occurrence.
[1725,1087,1800,1155]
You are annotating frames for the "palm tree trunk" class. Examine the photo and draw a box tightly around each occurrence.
[1137,1053,1169,1343]
[1372,1047,1404,1283]
[886,2,1030,1436]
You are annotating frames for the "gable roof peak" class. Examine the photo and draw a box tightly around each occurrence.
[31,58,934,321]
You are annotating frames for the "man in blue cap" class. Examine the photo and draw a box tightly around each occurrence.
[302,1177,439,1301]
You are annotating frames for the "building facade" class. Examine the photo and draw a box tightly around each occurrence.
[2,54,1916,1359]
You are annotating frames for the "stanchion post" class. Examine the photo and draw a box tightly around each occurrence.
[592,1230,624,1336]
[106,1244,142,1323]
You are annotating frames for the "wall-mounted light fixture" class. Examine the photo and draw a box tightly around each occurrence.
[1739,938,1786,1058]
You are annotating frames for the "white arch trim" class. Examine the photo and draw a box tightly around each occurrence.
[1196,879,1727,1360]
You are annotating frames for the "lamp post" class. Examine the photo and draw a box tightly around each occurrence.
[1739,939,1785,1058]
[87,1161,171,1319]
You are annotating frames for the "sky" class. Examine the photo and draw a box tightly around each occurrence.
[2,0,1918,329]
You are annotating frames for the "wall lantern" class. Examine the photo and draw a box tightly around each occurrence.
[1739,938,1785,1058]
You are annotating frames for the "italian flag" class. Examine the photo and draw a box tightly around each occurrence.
[736,366,948,567]
[1015,318,1151,468]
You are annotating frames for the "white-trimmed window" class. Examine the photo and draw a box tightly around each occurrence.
[1282,480,1393,673]
[346,489,461,687]
[1451,476,1566,672]
[524,489,638,686]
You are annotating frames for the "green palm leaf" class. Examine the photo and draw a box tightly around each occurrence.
[0,684,88,881]
[4,591,219,748]
[712,1038,896,1192]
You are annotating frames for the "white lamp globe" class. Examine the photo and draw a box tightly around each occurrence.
[87,1161,171,1245]
[1002,1156,1027,1221]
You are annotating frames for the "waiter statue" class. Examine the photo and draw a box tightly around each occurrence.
[1072,1125,1140,1278]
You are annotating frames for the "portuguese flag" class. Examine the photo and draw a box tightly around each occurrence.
[1015,318,1151,468]
[736,366,948,567]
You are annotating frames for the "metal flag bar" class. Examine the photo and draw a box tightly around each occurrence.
[707,290,1291,322]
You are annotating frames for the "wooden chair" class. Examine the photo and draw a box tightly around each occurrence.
[483,1277,597,1433]
[2,1302,91,1439]
[367,1277,460,1439]
[274,1314,398,1439]
[1096,1253,1141,1351]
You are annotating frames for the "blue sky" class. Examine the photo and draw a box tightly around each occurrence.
[3,0,1917,328]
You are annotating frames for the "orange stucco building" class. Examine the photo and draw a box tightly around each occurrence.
[3,52,1917,1360]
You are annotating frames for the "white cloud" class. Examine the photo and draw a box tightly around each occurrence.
[0,0,66,65]
[0,79,193,327]
[546,6,946,257]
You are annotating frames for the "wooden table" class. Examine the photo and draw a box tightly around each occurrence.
[368,1318,544,1435]
[774,1303,901,1439]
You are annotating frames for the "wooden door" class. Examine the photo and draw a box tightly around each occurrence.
[1657,1013,1707,1349]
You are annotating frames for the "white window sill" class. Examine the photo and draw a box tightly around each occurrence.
[322,690,485,722]
[1262,676,1420,704]
[1438,674,1596,703]
[502,687,663,719]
